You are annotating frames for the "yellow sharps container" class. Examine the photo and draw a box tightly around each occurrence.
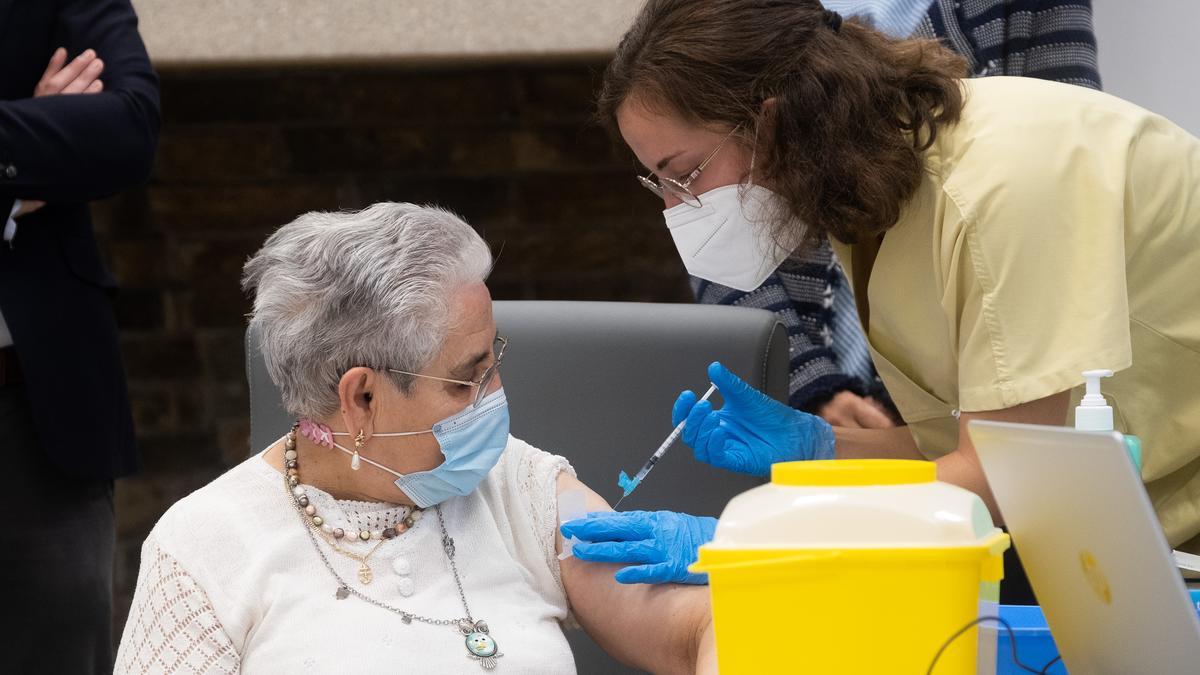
[690,460,1009,674]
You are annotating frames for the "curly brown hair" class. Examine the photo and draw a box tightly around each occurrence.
[598,0,968,245]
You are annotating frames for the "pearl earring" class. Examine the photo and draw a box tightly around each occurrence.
[351,430,364,471]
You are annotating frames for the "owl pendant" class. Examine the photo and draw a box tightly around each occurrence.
[462,620,502,670]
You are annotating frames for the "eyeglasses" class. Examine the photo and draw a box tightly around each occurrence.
[388,336,508,408]
[637,125,742,208]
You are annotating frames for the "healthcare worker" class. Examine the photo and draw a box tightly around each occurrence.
[684,0,1104,431]
[562,0,1200,601]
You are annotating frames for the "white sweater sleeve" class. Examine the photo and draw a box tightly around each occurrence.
[497,437,580,628]
[115,535,241,675]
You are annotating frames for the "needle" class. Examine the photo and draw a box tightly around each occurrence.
[612,383,719,510]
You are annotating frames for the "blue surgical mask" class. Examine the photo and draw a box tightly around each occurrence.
[311,388,510,508]
[388,388,510,507]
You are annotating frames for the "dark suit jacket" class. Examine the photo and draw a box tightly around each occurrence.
[0,0,160,480]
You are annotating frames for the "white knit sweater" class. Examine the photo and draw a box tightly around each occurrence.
[116,436,577,674]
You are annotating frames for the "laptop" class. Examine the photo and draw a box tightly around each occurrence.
[968,420,1200,674]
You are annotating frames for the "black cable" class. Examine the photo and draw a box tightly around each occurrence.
[1038,654,1063,675]
[925,615,1062,675]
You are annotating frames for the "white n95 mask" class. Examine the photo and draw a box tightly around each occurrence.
[664,184,796,292]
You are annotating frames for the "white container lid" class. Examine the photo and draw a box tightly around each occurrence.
[706,460,998,550]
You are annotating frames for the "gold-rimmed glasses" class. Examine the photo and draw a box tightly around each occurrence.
[637,125,742,207]
[388,336,507,408]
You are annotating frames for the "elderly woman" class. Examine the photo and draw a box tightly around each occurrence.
[115,203,714,674]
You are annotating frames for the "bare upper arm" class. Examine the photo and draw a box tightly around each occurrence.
[937,390,1072,521]
[833,391,1071,523]
[553,472,712,675]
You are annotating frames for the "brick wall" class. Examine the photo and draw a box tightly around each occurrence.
[95,61,691,638]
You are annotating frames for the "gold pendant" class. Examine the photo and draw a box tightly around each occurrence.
[358,563,373,584]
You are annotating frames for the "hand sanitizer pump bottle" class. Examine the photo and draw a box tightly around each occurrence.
[1075,369,1142,472]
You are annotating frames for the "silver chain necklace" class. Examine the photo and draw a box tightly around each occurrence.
[284,473,503,670]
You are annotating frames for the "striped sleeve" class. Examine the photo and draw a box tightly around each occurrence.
[691,240,870,411]
[922,0,1101,90]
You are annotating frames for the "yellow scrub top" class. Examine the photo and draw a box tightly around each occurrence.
[831,77,1200,552]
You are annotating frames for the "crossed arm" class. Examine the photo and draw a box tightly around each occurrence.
[0,0,160,213]
[8,48,113,218]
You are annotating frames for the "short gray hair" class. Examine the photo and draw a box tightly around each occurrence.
[242,202,493,419]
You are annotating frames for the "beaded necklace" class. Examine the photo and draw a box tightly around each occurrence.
[283,424,503,670]
[286,425,425,539]
[285,425,424,583]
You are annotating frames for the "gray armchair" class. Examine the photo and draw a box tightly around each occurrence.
[246,300,789,674]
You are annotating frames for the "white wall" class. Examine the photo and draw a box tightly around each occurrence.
[127,1,1199,136]
[1093,0,1200,136]
[131,0,642,66]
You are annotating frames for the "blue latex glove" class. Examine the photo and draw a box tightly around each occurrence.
[674,361,836,476]
[560,510,717,585]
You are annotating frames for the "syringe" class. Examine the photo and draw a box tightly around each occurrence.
[614,383,718,510]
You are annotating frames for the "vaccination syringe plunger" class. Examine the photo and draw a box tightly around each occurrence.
[614,383,719,510]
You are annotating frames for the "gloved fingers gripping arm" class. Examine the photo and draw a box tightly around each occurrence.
[555,473,715,673]
[615,562,686,585]
[561,510,717,586]
[572,540,660,566]
[563,511,655,542]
